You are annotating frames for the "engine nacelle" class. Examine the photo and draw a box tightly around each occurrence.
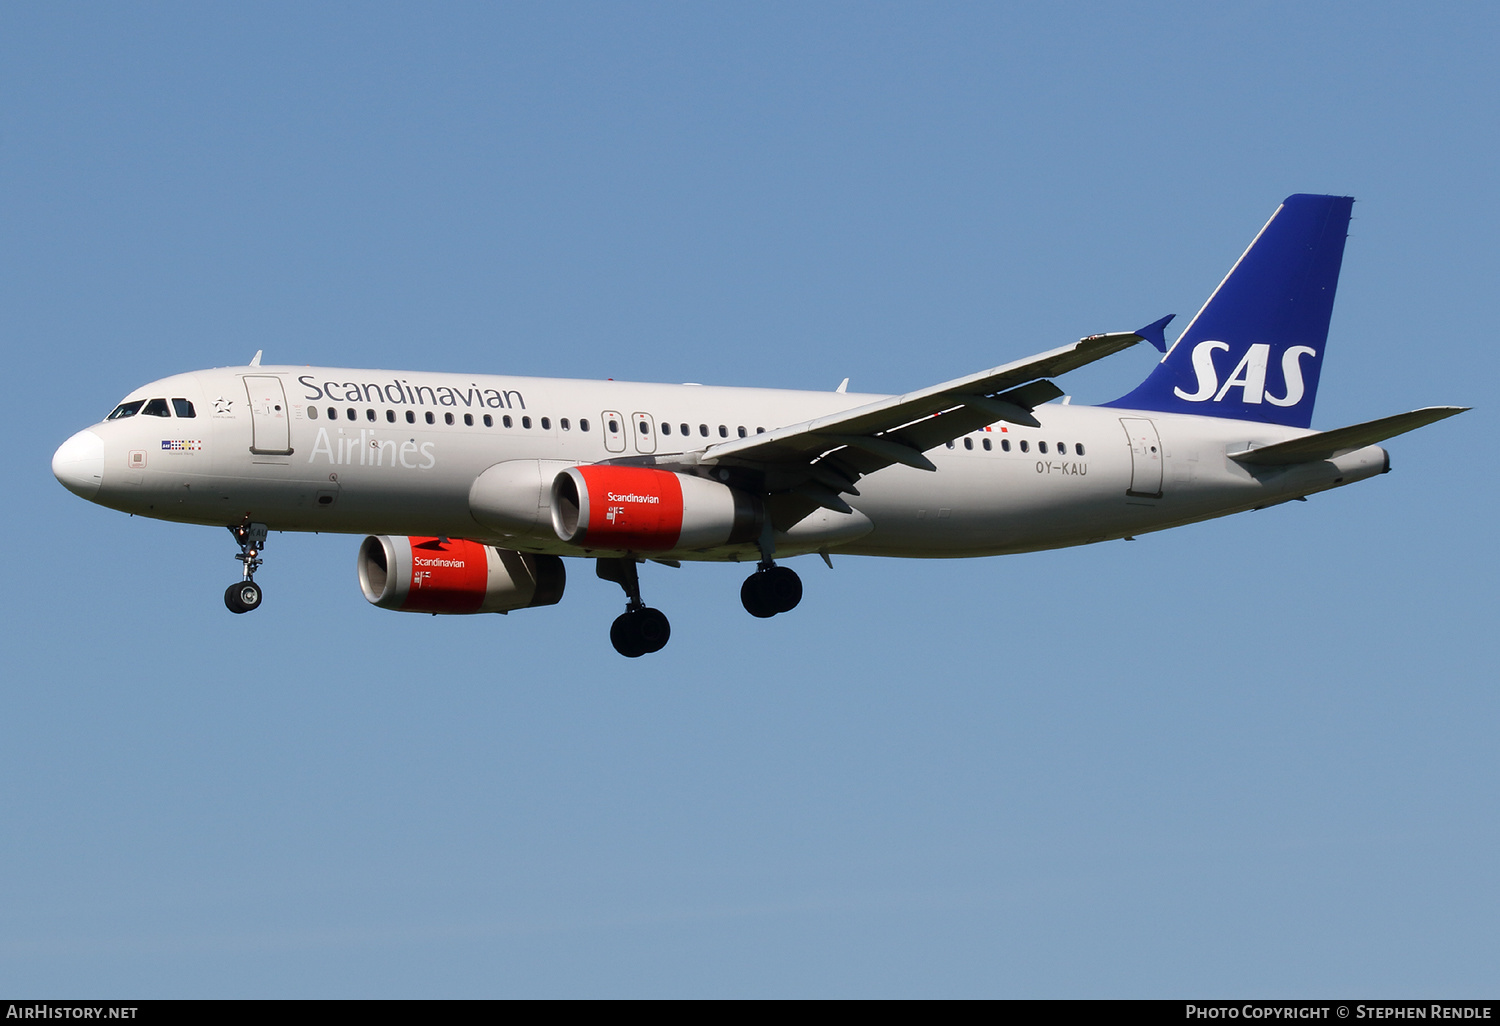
[550,465,762,552]
[357,536,565,614]
[468,459,577,537]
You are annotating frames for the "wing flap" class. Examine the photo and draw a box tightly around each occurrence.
[704,328,1148,469]
[1228,406,1469,466]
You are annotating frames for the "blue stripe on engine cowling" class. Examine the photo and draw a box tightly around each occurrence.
[1104,194,1354,429]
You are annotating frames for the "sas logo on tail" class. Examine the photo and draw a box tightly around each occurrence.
[1174,341,1317,406]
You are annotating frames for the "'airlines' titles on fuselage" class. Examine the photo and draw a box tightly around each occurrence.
[309,428,437,469]
[298,375,526,411]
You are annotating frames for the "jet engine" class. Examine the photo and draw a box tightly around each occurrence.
[550,465,762,552]
[357,535,565,614]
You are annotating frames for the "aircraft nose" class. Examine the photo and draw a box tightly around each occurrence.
[53,429,105,500]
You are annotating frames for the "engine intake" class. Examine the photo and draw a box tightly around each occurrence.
[551,465,762,552]
[357,536,565,614]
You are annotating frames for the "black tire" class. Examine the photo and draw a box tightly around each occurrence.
[225,580,262,614]
[610,611,649,658]
[636,607,671,653]
[740,573,777,618]
[764,566,802,613]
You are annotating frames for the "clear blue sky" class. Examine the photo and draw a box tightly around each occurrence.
[3,2,1496,997]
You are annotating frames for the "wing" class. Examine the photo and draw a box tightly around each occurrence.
[687,321,1164,524]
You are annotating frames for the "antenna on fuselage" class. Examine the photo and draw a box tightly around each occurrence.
[249,350,263,367]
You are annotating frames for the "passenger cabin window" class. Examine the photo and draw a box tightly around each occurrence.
[484,414,493,427]
[1038,441,1047,454]
[464,413,473,426]
[699,424,709,437]
[1019,440,1029,453]
[1001,439,1011,451]
[307,406,318,419]
[541,417,551,430]
[737,426,747,438]
[1056,442,1067,455]
[143,398,171,417]
[1076,443,1086,456]
[425,412,435,425]
[560,418,570,430]
[661,422,672,435]
[680,423,689,436]
[406,411,416,424]
[347,408,357,421]
[608,419,619,433]
[386,410,396,423]
[367,409,377,422]
[964,437,973,450]
[718,425,728,438]
[503,415,513,428]
[444,413,455,425]
[522,416,532,429]
[171,399,196,418]
[107,400,145,420]
[580,419,590,432]
[982,438,991,451]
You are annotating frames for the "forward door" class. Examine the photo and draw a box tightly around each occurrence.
[244,375,293,455]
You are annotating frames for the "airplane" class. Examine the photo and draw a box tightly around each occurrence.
[51,194,1467,657]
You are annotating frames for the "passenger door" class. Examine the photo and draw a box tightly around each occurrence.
[1120,417,1163,498]
[244,375,293,455]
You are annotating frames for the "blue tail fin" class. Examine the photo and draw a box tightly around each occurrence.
[1104,194,1354,428]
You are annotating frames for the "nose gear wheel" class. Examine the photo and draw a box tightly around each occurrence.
[224,521,269,613]
[225,580,263,614]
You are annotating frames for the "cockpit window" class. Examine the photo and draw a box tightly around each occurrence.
[142,398,171,417]
[171,398,196,418]
[107,400,145,420]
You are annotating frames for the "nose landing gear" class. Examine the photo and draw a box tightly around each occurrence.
[740,562,802,618]
[597,557,671,658]
[224,522,268,614]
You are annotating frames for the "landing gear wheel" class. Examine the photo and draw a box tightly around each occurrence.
[225,580,262,614]
[764,565,802,613]
[599,558,672,658]
[741,566,802,617]
[610,607,671,658]
[741,573,777,618]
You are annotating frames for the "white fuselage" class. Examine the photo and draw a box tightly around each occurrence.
[58,364,1388,561]
[58,366,1392,564]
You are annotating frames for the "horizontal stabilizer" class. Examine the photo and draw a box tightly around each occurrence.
[1228,406,1469,466]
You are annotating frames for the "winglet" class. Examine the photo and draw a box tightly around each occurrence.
[1134,314,1174,354]
[249,350,263,367]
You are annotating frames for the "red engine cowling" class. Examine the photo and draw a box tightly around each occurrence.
[357,536,566,614]
[550,465,762,552]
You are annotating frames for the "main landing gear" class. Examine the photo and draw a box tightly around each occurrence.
[595,551,805,657]
[597,557,671,658]
[224,522,268,614]
[740,561,802,619]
